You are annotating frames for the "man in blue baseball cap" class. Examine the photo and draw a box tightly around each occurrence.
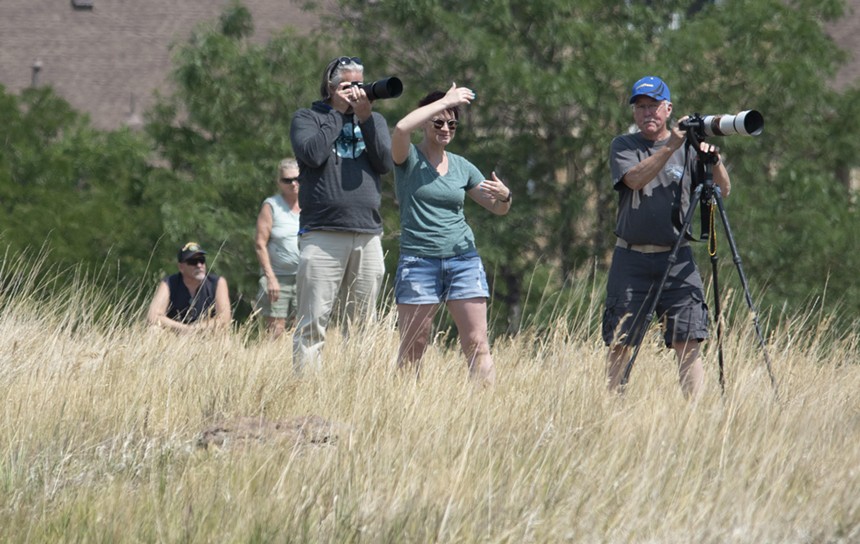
[601,76,731,399]
[629,75,671,104]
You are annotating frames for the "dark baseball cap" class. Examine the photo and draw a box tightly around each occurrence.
[629,76,671,104]
[177,241,207,262]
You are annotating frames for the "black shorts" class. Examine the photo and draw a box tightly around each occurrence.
[602,245,709,347]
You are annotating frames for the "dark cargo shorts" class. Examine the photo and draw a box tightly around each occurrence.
[602,245,709,347]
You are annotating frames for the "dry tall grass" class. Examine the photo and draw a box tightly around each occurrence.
[1,257,858,543]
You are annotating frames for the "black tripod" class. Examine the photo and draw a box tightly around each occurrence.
[619,127,778,395]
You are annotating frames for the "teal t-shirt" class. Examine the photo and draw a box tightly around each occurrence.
[394,144,484,257]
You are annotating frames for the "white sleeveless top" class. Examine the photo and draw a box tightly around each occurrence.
[264,194,300,275]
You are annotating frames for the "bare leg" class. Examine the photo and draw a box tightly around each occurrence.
[396,303,440,374]
[265,317,286,340]
[607,344,631,393]
[673,340,704,399]
[447,298,495,385]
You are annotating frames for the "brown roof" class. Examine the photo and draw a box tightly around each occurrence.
[0,0,320,129]
[826,0,860,90]
[2,1,858,130]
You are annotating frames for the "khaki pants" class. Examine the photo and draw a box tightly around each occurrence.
[292,231,384,372]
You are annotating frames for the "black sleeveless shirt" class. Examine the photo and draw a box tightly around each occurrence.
[165,273,220,323]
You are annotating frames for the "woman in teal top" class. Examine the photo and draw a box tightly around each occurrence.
[391,83,512,384]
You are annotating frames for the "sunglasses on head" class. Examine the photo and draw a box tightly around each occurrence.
[431,119,458,130]
[184,257,206,266]
[329,56,362,79]
[279,176,299,183]
[337,56,362,66]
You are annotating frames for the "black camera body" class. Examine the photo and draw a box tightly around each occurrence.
[351,77,403,101]
[679,110,764,138]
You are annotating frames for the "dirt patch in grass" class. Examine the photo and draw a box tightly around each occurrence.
[197,415,352,450]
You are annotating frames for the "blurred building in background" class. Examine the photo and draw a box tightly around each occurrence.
[0,0,319,129]
[1,0,858,131]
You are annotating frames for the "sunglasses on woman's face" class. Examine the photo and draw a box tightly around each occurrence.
[279,177,299,183]
[431,119,458,130]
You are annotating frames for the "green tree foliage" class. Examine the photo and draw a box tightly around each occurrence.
[0,85,161,278]
[302,0,860,331]
[3,0,858,333]
[144,3,347,312]
[658,0,860,321]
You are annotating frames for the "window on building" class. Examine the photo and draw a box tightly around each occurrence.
[71,0,94,10]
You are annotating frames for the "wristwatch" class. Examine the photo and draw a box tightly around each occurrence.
[500,190,512,203]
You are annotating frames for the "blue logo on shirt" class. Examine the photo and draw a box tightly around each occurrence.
[665,164,684,183]
[336,122,366,159]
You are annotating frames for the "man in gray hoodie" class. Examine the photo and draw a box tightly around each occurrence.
[289,56,393,371]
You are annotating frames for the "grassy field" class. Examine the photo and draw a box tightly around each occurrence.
[1,262,858,543]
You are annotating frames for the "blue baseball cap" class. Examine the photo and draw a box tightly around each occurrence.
[629,76,671,104]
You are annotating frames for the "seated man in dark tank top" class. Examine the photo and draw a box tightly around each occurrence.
[147,242,232,333]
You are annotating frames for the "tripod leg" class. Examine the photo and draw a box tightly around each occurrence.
[712,190,779,395]
[620,185,704,388]
[710,252,726,395]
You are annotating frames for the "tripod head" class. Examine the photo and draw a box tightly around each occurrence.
[675,108,761,240]
[675,115,723,242]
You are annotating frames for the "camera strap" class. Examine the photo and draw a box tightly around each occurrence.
[696,159,714,241]
[708,201,718,256]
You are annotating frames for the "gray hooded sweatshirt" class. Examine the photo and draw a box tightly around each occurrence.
[289,101,393,234]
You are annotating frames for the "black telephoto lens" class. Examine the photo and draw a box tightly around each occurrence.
[361,77,403,100]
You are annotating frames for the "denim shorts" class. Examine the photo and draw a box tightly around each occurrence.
[394,250,490,304]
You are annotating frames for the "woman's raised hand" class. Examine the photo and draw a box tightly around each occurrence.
[444,82,476,107]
